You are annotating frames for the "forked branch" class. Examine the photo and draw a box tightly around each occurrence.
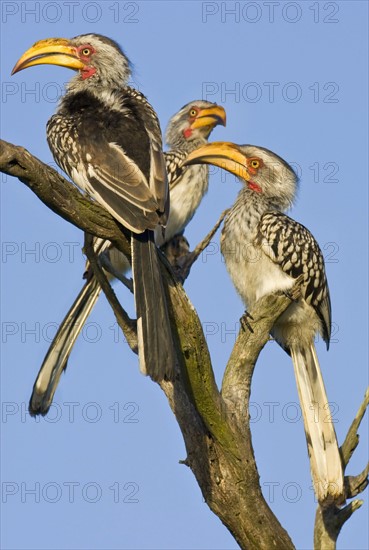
[1,138,367,550]
[314,389,369,549]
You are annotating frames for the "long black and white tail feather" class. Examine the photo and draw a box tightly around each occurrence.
[29,278,102,416]
[290,344,344,503]
[131,230,175,381]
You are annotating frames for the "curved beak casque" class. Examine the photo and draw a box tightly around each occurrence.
[191,105,227,130]
[183,141,251,181]
[11,38,84,75]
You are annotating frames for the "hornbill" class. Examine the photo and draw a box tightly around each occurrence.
[12,33,176,385]
[184,142,344,504]
[17,94,225,415]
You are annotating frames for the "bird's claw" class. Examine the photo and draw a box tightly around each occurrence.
[240,310,254,333]
[161,235,192,283]
[177,250,196,281]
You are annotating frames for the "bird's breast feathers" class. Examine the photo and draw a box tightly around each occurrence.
[222,235,294,307]
[221,212,294,307]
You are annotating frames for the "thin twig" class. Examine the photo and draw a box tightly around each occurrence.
[341,387,369,467]
[178,209,230,280]
[99,250,133,293]
[345,463,369,499]
[314,388,369,548]
[84,233,138,353]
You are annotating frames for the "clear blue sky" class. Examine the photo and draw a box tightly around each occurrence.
[1,1,368,549]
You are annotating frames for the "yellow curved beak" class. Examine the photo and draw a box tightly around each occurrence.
[191,105,227,130]
[183,141,250,181]
[11,38,84,75]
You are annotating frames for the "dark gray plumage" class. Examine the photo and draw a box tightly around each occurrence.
[27,99,226,415]
[12,33,174,388]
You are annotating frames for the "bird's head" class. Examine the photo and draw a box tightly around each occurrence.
[165,101,226,148]
[184,142,298,209]
[12,34,131,90]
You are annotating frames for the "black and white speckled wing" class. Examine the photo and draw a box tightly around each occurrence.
[47,88,167,233]
[124,87,168,215]
[164,149,189,189]
[255,211,331,345]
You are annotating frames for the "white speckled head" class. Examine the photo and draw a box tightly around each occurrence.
[67,34,132,92]
[184,141,298,210]
[165,100,226,149]
[239,145,298,210]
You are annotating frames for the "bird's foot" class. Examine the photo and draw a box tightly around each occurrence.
[161,235,192,283]
[240,310,254,333]
[177,250,196,281]
[167,209,230,283]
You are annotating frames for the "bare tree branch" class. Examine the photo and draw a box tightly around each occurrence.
[341,387,369,466]
[2,138,367,550]
[160,278,295,549]
[221,284,302,426]
[345,464,369,499]
[0,139,131,257]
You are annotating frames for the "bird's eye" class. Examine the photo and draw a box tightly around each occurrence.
[82,48,91,56]
[250,159,260,169]
[189,108,198,117]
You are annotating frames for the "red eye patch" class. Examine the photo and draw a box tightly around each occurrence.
[247,158,263,175]
[77,44,96,59]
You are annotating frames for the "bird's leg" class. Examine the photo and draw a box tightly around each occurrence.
[161,234,190,284]
[99,252,133,293]
[240,310,254,333]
